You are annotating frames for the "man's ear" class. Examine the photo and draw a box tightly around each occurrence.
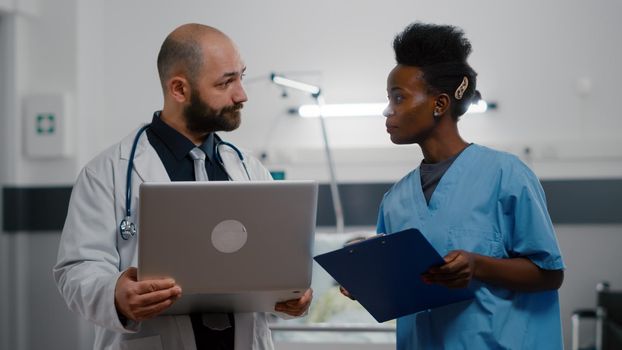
[167,76,190,103]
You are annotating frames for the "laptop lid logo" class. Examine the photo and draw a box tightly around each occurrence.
[211,220,248,253]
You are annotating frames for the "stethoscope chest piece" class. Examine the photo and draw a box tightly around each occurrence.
[119,216,136,240]
[118,122,249,241]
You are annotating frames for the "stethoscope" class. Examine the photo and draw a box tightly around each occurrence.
[119,124,251,240]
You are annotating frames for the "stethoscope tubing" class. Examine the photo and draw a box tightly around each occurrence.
[125,124,151,218]
[119,124,249,240]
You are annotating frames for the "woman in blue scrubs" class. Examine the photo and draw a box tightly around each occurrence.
[372,23,565,349]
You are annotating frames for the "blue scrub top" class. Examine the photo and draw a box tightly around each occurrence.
[377,144,565,350]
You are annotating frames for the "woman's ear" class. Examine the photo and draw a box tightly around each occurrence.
[434,93,451,116]
[167,76,190,103]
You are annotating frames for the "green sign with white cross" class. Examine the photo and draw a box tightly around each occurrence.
[36,114,56,134]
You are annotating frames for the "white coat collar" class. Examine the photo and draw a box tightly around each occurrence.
[119,125,170,183]
[119,125,251,183]
[217,143,251,181]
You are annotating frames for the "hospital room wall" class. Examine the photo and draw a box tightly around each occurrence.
[0,1,620,350]
[0,1,92,349]
[77,0,622,178]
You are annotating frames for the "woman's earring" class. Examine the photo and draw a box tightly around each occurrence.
[433,111,441,121]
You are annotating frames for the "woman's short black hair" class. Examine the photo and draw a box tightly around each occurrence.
[393,22,480,118]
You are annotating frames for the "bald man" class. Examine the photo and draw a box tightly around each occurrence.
[54,24,312,350]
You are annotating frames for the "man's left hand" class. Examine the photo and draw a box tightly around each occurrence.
[274,288,313,316]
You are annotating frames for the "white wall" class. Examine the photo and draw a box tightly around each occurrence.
[1,11,22,350]
[1,0,77,186]
[0,0,37,15]
[0,0,9,13]
[75,0,622,182]
[0,1,88,349]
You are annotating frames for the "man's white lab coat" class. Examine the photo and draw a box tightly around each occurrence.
[54,126,277,350]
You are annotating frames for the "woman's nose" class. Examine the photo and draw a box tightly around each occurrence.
[383,104,394,118]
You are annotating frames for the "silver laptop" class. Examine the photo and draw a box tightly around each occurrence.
[137,180,318,315]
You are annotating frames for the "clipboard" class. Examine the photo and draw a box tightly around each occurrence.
[313,228,475,322]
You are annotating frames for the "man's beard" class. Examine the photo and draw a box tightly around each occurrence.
[183,89,242,134]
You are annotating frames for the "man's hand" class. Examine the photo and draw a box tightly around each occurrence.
[274,288,313,316]
[421,250,475,289]
[339,285,355,300]
[114,267,182,322]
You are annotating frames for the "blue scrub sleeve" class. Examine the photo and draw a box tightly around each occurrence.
[505,164,565,271]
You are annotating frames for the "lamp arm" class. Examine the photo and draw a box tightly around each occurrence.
[314,94,344,233]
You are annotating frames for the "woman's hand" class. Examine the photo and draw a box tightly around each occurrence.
[421,250,475,289]
[421,250,564,292]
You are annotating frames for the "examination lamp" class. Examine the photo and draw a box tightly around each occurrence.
[270,73,345,233]
[270,73,321,96]
[295,100,497,118]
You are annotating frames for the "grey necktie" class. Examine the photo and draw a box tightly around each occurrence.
[188,147,209,182]
[188,147,231,329]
